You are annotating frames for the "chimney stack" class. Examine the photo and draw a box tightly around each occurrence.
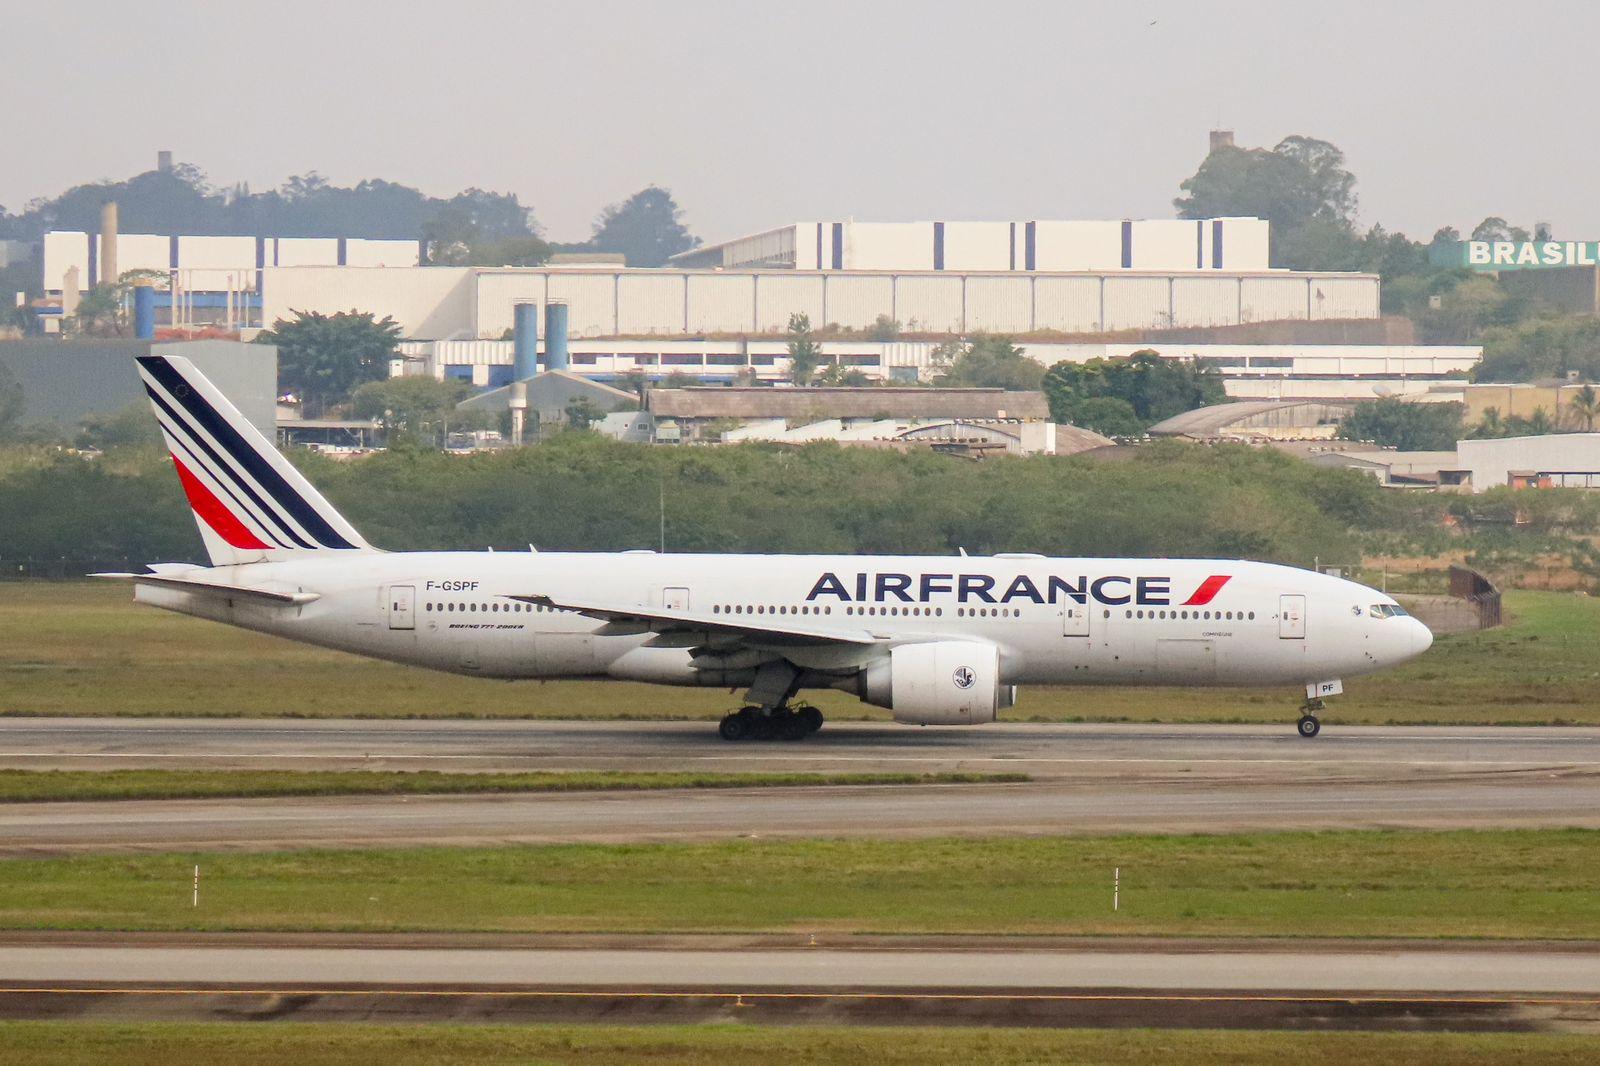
[99,201,119,288]
[157,150,173,173]
[1208,129,1235,154]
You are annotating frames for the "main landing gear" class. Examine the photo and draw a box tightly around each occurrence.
[1297,698,1325,739]
[719,704,824,742]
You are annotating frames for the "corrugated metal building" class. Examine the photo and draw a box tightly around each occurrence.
[267,265,1380,342]
[668,218,1270,272]
[1456,434,1600,490]
[1147,400,1352,440]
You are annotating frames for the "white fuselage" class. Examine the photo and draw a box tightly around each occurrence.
[135,552,1433,701]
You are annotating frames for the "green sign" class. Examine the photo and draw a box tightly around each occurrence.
[1433,240,1600,271]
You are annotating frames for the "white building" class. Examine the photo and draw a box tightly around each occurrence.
[1454,434,1600,490]
[397,337,1474,401]
[273,263,1379,343]
[43,230,423,293]
[668,218,1270,273]
[1032,342,1480,402]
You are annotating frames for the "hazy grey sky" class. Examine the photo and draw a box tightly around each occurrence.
[2,1,1590,243]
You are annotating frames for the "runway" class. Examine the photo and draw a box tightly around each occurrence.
[2,720,1599,852]
[3,717,1599,778]
[6,942,1600,992]
[4,939,1599,1032]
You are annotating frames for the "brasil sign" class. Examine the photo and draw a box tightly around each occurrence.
[1433,240,1600,271]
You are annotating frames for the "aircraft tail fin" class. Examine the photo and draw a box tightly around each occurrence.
[135,354,375,566]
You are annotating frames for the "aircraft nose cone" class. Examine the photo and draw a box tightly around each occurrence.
[1410,618,1434,658]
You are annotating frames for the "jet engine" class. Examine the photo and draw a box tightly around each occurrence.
[856,640,1013,725]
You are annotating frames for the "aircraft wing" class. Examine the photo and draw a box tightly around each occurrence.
[507,593,877,646]
[92,572,321,606]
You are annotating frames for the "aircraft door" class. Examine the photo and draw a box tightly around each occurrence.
[1062,601,1090,637]
[1279,594,1306,639]
[662,587,690,611]
[387,585,416,631]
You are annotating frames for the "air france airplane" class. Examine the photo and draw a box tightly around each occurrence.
[102,355,1434,741]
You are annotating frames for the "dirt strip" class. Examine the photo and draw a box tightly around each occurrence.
[3,982,1597,1033]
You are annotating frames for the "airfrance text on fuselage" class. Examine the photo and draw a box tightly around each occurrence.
[805,572,1230,607]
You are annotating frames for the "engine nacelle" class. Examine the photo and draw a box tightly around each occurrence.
[860,640,1008,725]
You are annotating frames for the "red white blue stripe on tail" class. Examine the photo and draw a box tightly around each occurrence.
[136,355,373,565]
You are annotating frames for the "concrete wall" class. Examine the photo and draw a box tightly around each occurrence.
[0,339,277,435]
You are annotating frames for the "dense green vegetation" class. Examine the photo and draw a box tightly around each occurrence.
[1338,398,1466,450]
[1041,351,1225,435]
[255,310,402,415]
[0,769,1019,804]
[2,830,1595,938]
[9,433,1600,587]
[0,1024,1587,1062]
[0,436,1393,569]
[5,1023,1593,1066]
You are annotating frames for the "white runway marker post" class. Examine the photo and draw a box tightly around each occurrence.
[193,865,199,908]
[1114,867,1119,912]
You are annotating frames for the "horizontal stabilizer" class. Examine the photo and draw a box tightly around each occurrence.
[91,572,320,606]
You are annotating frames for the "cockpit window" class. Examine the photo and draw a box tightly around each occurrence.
[1370,603,1409,619]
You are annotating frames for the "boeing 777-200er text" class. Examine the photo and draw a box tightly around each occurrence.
[101,355,1434,741]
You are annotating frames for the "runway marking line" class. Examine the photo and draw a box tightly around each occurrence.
[4,987,1598,1007]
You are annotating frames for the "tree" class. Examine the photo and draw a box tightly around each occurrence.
[1571,385,1600,432]
[1337,398,1464,451]
[1062,396,1144,437]
[350,376,473,445]
[786,312,821,386]
[814,364,872,387]
[257,309,402,415]
[1174,135,1358,266]
[1471,217,1531,243]
[1042,352,1224,432]
[75,402,161,450]
[0,360,23,440]
[1476,316,1600,381]
[563,396,606,431]
[2,160,540,245]
[935,336,1044,389]
[66,269,168,337]
[867,314,901,341]
[585,186,698,267]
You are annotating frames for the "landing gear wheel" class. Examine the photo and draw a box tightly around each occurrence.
[1297,714,1321,739]
[750,711,777,742]
[719,712,750,742]
[765,708,801,741]
[796,706,824,735]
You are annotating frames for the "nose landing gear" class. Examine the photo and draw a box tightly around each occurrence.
[1296,696,1326,738]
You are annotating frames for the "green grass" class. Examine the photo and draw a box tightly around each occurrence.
[3,582,1598,724]
[2,829,1596,939]
[0,769,1024,804]
[1,1023,1595,1066]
